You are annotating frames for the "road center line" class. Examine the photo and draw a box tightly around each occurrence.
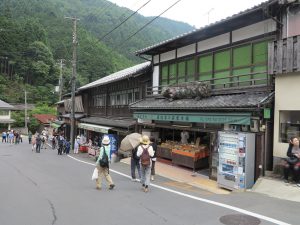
[68,155,290,225]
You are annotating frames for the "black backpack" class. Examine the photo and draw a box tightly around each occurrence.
[99,147,109,167]
[132,147,140,160]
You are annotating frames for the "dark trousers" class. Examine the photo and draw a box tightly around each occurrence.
[151,160,156,175]
[284,162,300,182]
[131,158,141,179]
[36,144,41,153]
[58,145,63,155]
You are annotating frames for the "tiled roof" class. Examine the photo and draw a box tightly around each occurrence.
[0,100,14,109]
[80,117,136,128]
[130,92,274,110]
[135,0,275,55]
[79,62,151,91]
[32,114,57,124]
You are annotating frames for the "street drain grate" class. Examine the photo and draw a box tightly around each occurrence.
[220,214,261,225]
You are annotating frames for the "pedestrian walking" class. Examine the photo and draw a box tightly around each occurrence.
[130,145,141,182]
[57,134,64,155]
[28,131,32,144]
[31,135,36,151]
[74,136,80,154]
[9,131,14,144]
[41,135,47,149]
[95,136,115,190]
[150,136,157,181]
[52,136,56,150]
[2,131,7,143]
[36,134,42,153]
[64,139,70,154]
[136,135,154,193]
[20,134,23,143]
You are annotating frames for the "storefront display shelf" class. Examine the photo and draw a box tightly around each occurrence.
[172,153,209,170]
[157,146,172,160]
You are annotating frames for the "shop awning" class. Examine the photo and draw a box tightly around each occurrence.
[50,122,61,129]
[78,123,113,134]
[80,117,136,128]
[134,112,252,125]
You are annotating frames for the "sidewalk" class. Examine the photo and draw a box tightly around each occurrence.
[120,157,229,195]
[120,157,300,202]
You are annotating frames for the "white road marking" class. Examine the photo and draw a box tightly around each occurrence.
[68,155,290,225]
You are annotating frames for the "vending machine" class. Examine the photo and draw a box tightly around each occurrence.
[217,131,255,190]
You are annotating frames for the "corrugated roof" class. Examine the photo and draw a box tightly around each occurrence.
[135,0,276,55]
[32,114,57,124]
[79,62,151,91]
[0,100,14,109]
[130,92,273,110]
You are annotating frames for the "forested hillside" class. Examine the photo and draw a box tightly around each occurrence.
[0,0,194,105]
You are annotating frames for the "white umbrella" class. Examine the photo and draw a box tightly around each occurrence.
[119,133,142,152]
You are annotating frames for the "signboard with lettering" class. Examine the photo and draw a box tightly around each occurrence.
[133,112,251,125]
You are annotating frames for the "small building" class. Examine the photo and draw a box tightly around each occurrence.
[32,114,57,133]
[77,62,151,155]
[132,0,282,182]
[0,99,15,130]
[268,1,300,167]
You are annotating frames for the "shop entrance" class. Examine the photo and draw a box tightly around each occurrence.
[153,127,211,177]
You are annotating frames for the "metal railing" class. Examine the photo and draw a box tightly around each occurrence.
[146,71,273,96]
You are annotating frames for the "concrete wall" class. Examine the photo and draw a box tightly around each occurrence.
[273,72,300,158]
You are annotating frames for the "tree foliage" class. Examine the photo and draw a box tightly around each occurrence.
[0,0,194,105]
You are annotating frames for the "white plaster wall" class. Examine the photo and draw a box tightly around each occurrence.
[160,50,176,62]
[273,72,300,158]
[153,55,159,64]
[152,66,160,94]
[177,43,196,58]
[197,33,230,52]
[232,19,276,43]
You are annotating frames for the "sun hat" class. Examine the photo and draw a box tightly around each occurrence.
[102,136,110,145]
[140,135,150,145]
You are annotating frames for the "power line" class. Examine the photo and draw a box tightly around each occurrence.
[118,0,182,48]
[99,0,152,41]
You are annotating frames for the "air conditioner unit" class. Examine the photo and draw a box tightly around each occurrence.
[241,125,249,132]
[250,119,259,132]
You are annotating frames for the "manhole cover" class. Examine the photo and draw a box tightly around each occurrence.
[220,214,261,225]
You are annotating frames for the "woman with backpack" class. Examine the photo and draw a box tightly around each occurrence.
[136,135,154,193]
[95,136,115,190]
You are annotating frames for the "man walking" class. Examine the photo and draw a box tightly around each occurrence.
[35,134,42,153]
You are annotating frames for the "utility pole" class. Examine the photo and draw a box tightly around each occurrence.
[58,59,65,101]
[205,8,214,24]
[25,90,28,135]
[65,16,79,150]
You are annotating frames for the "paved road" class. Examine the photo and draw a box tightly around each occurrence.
[0,142,299,225]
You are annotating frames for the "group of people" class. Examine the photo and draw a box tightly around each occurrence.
[283,136,300,186]
[2,130,23,144]
[94,134,157,193]
[31,132,48,153]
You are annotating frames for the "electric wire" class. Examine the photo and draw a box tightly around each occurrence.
[99,0,152,41]
[118,0,182,48]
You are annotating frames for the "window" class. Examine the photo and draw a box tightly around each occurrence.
[214,50,230,71]
[178,61,186,83]
[198,54,213,81]
[186,59,195,82]
[279,111,300,143]
[0,110,9,116]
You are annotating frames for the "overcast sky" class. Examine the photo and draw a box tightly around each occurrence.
[108,0,266,29]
